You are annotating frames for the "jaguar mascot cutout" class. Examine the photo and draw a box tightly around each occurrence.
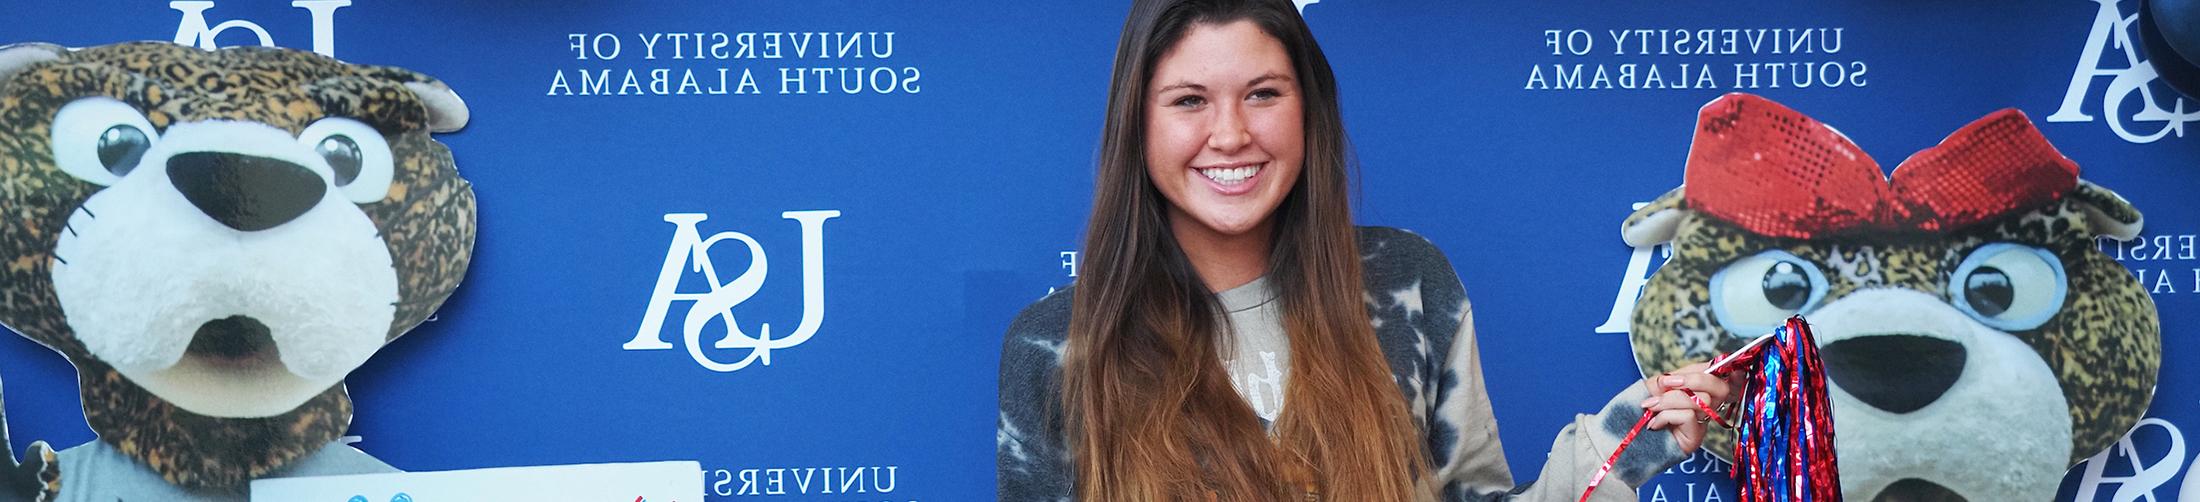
[0,41,474,500]
[1621,93,2160,501]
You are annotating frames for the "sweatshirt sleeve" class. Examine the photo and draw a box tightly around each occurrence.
[1427,301,1685,502]
[1373,228,1684,502]
[997,289,1075,502]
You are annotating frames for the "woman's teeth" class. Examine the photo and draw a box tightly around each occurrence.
[1200,164,1260,185]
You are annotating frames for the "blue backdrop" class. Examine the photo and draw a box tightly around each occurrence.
[0,1,2194,501]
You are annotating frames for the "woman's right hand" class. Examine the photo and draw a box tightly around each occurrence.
[1640,361,1736,454]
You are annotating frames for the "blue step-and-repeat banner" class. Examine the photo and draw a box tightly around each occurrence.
[0,1,2194,500]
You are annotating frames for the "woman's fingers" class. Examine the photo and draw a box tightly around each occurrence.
[1652,361,1737,410]
[1642,389,1708,452]
[1635,360,1739,455]
[1640,388,1701,414]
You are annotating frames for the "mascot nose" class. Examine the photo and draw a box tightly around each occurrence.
[1820,334,1966,414]
[168,152,328,232]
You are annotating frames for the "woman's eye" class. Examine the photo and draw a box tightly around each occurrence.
[1170,95,1206,108]
[1248,88,1281,102]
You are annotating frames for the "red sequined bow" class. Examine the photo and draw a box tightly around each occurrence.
[1683,93,2079,239]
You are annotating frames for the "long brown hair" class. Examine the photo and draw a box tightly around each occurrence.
[1061,0,1428,500]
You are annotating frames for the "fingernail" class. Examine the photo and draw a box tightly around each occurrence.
[1662,376,1684,387]
[1641,398,1657,408]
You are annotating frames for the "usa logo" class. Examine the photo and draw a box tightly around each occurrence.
[170,0,351,56]
[2048,0,2200,143]
[624,211,841,372]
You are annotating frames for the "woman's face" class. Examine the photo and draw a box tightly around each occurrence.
[1144,20,1304,248]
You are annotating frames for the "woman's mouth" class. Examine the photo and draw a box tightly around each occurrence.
[1199,163,1263,186]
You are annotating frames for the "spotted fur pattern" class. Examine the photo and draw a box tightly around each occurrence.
[0,41,475,490]
[1626,186,2159,465]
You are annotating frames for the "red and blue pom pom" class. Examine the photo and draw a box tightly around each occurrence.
[1584,316,1841,502]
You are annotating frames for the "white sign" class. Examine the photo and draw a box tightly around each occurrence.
[250,461,704,502]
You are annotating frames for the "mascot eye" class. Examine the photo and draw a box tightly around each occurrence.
[1710,250,1828,336]
[315,135,364,186]
[1949,243,2067,330]
[1762,261,1812,310]
[97,125,152,175]
[297,117,394,204]
[50,97,161,186]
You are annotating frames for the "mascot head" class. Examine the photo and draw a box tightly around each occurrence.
[1622,93,2159,500]
[0,41,474,489]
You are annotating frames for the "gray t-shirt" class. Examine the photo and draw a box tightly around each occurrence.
[54,438,397,501]
[1218,276,1289,423]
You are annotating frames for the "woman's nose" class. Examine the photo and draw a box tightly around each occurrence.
[1206,105,1253,152]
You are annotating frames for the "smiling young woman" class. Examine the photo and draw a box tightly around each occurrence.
[1141,19,1306,293]
[996,1,1732,501]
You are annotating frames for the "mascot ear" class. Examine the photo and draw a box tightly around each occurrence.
[405,80,469,133]
[2071,180,2144,241]
[358,65,470,132]
[1622,186,1688,247]
[0,43,65,83]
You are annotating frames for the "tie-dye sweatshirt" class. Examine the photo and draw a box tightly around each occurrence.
[996,226,1684,501]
